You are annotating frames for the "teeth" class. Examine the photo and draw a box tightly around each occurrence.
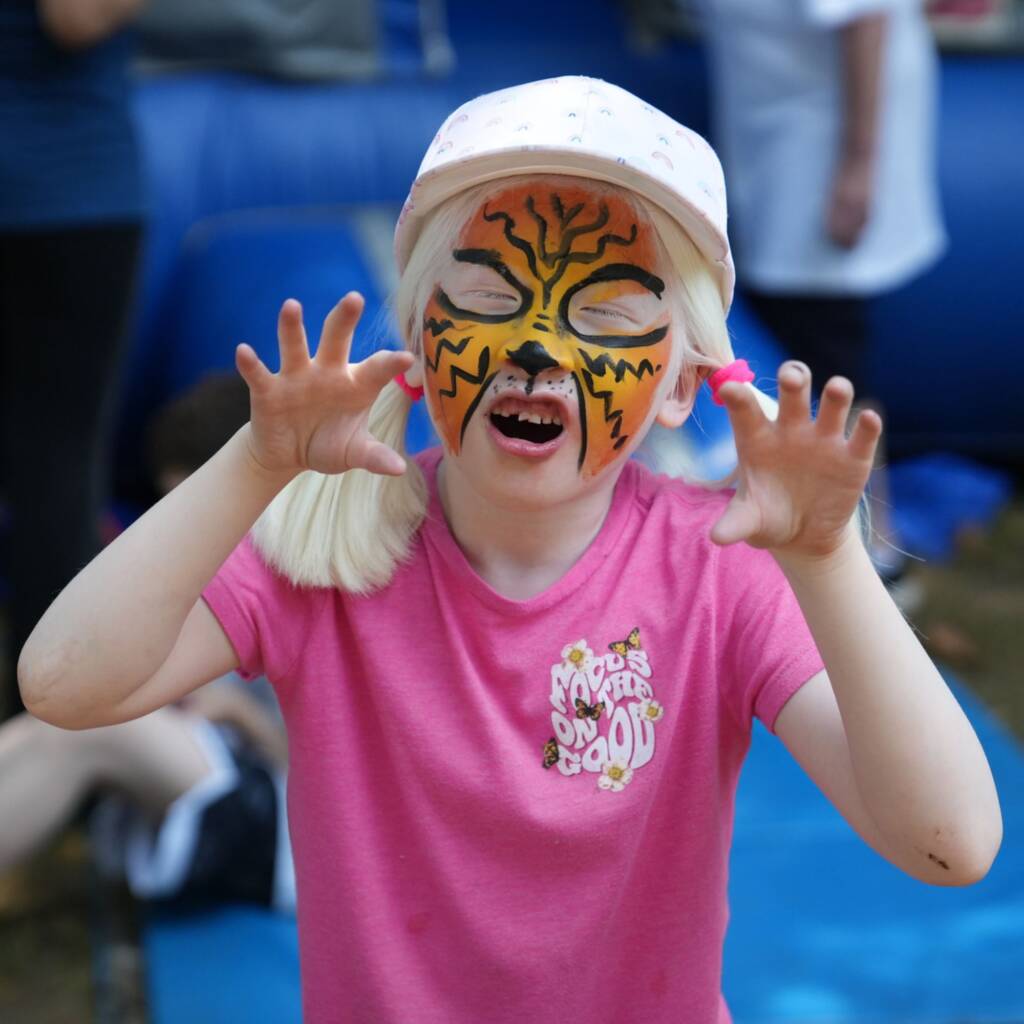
[492,402,563,426]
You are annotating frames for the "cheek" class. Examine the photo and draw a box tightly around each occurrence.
[578,336,673,477]
[421,301,506,451]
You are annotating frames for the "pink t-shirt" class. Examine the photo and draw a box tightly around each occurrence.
[203,449,823,1023]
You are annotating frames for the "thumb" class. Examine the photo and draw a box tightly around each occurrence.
[344,431,407,477]
[710,495,762,547]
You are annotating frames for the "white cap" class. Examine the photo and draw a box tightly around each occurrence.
[394,76,734,311]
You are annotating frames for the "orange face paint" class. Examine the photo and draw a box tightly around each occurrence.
[422,182,673,478]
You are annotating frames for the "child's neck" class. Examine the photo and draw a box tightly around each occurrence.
[437,460,619,601]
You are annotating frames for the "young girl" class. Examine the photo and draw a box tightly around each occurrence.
[20,77,1000,1022]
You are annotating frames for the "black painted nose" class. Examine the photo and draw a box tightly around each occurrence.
[508,341,560,376]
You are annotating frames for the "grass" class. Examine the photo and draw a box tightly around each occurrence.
[911,495,1024,740]
[0,832,93,1024]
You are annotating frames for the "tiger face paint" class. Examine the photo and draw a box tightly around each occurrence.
[421,182,673,479]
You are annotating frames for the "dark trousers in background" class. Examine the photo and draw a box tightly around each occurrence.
[0,222,142,717]
[742,288,871,399]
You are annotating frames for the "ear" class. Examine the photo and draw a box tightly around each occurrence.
[655,366,703,429]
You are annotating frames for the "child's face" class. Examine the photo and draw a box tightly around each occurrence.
[420,181,677,493]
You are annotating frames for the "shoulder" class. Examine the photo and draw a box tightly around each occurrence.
[204,534,332,684]
[211,534,329,616]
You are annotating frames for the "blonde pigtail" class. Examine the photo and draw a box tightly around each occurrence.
[251,380,428,593]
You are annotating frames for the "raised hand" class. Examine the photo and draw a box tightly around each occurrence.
[235,293,414,479]
[711,361,882,560]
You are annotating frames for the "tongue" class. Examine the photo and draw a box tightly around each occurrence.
[491,412,563,445]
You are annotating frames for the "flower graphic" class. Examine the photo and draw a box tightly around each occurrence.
[561,639,593,669]
[636,699,664,724]
[598,760,633,792]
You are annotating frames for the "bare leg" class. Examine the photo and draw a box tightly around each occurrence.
[0,708,211,873]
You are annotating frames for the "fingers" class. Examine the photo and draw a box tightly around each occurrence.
[345,432,408,477]
[351,348,415,397]
[816,376,855,437]
[847,406,883,463]
[717,379,768,443]
[776,361,811,430]
[235,343,272,394]
[278,299,310,373]
[709,495,762,547]
[316,292,365,366]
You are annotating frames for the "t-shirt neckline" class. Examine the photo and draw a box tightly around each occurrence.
[418,448,639,616]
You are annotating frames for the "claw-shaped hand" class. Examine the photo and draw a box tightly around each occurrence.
[236,293,414,479]
[711,361,882,560]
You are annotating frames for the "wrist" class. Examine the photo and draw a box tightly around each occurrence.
[233,426,301,493]
[772,523,868,583]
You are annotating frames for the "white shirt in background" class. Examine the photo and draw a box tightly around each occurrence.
[700,0,947,295]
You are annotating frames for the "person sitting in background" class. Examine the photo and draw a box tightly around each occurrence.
[0,372,294,912]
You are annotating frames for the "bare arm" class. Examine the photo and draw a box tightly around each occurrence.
[19,295,412,730]
[774,543,1001,886]
[827,12,888,248]
[715,364,1002,885]
[19,433,290,729]
[37,0,145,49]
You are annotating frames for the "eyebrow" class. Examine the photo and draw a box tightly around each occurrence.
[570,263,666,299]
[452,248,530,293]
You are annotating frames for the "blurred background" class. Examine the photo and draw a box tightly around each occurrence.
[1,0,1022,1020]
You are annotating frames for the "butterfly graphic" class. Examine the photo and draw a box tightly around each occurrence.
[608,627,641,656]
[542,737,560,769]
[574,698,605,721]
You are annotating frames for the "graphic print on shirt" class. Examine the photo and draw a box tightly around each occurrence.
[543,628,664,791]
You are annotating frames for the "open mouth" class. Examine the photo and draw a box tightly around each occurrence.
[489,400,565,445]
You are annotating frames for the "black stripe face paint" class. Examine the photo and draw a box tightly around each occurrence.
[421,182,674,477]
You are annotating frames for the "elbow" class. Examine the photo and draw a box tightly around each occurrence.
[955,822,1003,887]
[18,644,93,731]
[916,815,1003,888]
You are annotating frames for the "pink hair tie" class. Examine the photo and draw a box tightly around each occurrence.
[394,373,424,402]
[707,359,755,405]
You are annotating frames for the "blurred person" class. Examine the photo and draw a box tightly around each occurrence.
[0,372,294,911]
[0,0,149,718]
[699,0,947,577]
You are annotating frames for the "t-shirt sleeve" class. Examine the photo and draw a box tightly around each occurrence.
[202,535,325,683]
[717,543,825,734]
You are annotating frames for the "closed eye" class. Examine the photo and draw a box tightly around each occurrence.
[467,290,519,302]
[436,259,531,321]
[571,295,654,333]
[579,305,637,323]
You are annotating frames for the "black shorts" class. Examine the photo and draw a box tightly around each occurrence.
[165,742,280,909]
[91,721,288,910]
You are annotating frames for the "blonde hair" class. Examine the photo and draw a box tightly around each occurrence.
[252,174,769,592]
